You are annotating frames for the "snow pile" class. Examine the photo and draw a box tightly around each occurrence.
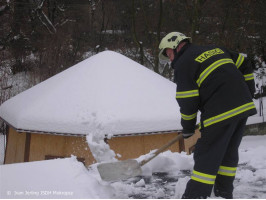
[136,150,193,176]
[174,176,190,198]
[0,156,112,199]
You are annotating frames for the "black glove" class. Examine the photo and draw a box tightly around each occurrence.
[182,132,194,139]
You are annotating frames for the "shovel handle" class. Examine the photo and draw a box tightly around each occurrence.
[139,133,183,166]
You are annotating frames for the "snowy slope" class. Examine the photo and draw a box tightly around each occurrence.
[0,51,180,136]
[1,135,265,199]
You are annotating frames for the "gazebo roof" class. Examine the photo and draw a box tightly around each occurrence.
[0,51,181,136]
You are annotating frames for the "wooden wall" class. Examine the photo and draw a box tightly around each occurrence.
[29,133,96,166]
[4,127,95,166]
[4,128,27,164]
[4,128,200,166]
[183,129,201,154]
[109,131,201,159]
[108,132,183,160]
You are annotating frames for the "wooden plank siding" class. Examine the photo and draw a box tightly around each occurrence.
[29,133,96,166]
[4,128,27,164]
[108,132,182,160]
[4,127,200,166]
[4,127,95,166]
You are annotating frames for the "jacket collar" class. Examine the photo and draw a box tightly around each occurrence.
[171,43,191,69]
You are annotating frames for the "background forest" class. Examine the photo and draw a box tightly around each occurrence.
[0,0,266,102]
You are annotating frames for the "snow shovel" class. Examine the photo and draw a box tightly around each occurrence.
[97,134,183,182]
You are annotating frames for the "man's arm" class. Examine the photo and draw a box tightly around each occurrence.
[228,50,255,98]
[175,66,200,136]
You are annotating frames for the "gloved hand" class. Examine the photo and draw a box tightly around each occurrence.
[182,132,194,139]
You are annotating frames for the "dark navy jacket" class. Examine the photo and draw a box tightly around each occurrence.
[172,43,257,133]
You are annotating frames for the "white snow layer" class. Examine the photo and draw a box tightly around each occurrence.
[1,135,266,199]
[0,156,113,199]
[0,51,180,136]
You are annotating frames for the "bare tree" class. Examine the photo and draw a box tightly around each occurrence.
[131,0,144,65]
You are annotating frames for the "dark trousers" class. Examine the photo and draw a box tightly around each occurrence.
[182,117,248,199]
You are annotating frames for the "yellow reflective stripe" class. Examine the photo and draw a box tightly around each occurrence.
[218,166,237,177]
[176,90,199,98]
[181,112,197,120]
[203,102,255,128]
[235,54,245,69]
[198,123,201,130]
[244,73,254,81]
[191,170,216,185]
[197,59,234,87]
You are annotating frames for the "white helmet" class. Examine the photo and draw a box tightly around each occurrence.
[158,32,192,62]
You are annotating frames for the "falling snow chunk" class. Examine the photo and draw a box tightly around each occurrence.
[135,179,145,187]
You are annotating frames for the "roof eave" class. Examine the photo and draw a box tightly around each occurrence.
[1,118,181,138]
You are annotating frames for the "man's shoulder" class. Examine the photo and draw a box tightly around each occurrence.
[187,44,232,62]
[189,44,220,51]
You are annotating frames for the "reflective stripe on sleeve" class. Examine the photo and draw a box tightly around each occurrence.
[235,54,245,68]
[197,58,234,87]
[181,112,197,120]
[176,90,199,98]
[191,170,216,185]
[203,102,255,128]
[218,166,237,177]
[244,73,254,81]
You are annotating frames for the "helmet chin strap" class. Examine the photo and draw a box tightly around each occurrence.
[171,49,178,69]
[171,42,186,69]
[174,48,178,59]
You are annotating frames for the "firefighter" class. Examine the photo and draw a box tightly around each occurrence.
[159,32,257,198]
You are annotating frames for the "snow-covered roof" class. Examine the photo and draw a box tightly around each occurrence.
[0,51,181,136]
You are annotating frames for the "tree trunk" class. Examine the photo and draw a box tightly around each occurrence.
[154,0,163,74]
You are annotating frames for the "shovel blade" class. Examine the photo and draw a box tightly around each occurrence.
[97,159,142,182]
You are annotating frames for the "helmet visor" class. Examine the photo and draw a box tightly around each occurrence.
[158,48,170,63]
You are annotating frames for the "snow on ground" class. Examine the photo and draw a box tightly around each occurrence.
[0,156,113,199]
[1,135,266,199]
